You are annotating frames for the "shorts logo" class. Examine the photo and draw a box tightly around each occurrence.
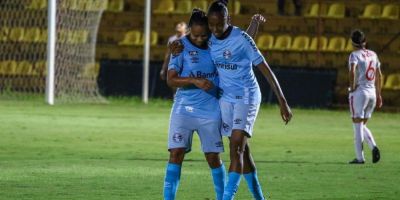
[234,118,242,125]
[215,141,223,148]
[185,106,194,113]
[223,50,232,60]
[222,122,230,132]
[173,133,183,143]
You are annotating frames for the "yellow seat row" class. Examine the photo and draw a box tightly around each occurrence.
[153,0,240,15]
[26,0,109,11]
[384,74,400,90]
[118,30,158,46]
[0,27,89,44]
[257,34,355,52]
[0,60,100,77]
[0,60,46,76]
[305,3,398,19]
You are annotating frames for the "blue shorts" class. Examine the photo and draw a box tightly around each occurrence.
[220,100,260,137]
[168,114,224,153]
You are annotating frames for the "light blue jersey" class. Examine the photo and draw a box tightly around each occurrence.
[168,36,220,120]
[209,26,265,104]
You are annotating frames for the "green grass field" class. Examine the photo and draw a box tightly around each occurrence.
[0,99,399,200]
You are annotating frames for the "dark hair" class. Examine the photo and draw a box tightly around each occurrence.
[188,8,208,27]
[208,0,229,17]
[351,29,366,48]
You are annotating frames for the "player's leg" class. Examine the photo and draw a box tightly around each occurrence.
[237,103,264,200]
[243,144,265,200]
[363,95,380,163]
[197,118,226,200]
[349,92,366,164]
[223,130,247,200]
[164,115,194,200]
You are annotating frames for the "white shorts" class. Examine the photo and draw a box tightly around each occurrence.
[349,89,376,119]
[219,100,260,137]
[168,114,224,153]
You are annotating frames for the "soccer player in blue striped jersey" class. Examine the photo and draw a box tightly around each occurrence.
[163,8,265,200]
[207,1,293,199]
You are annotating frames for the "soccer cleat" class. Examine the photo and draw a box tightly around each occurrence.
[348,158,365,164]
[372,147,381,163]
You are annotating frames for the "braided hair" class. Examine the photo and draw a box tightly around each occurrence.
[188,8,208,27]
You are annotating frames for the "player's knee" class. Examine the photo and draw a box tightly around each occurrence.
[169,148,185,164]
[205,153,221,168]
[352,118,363,123]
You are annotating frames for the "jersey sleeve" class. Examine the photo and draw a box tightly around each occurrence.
[168,50,184,74]
[348,52,358,70]
[240,31,265,66]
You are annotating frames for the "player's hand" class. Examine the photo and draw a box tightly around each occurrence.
[252,14,266,24]
[160,69,167,80]
[193,78,213,91]
[170,40,184,56]
[280,102,292,125]
[376,94,383,109]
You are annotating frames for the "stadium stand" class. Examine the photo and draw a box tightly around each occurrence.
[273,35,292,50]
[384,74,400,90]
[381,4,399,19]
[153,0,174,14]
[359,4,381,19]
[257,34,274,50]
[291,35,310,51]
[192,0,208,11]
[325,3,345,18]
[174,0,192,14]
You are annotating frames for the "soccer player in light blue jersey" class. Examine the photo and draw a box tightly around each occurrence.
[163,10,225,200]
[206,1,293,199]
[163,8,265,200]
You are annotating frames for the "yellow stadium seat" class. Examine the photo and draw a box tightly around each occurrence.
[308,36,328,51]
[82,62,100,78]
[32,61,47,76]
[291,36,310,51]
[16,61,33,76]
[0,27,10,42]
[359,4,381,19]
[305,3,327,17]
[228,1,241,15]
[383,74,400,89]
[273,35,292,50]
[38,28,48,43]
[0,60,17,76]
[139,31,159,46]
[26,0,47,9]
[326,36,346,52]
[118,30,141,46]
[257,34,274,51]
[154,0,174,14]
[174,0,192,14]
[192,0,208,11]
[9,28,25,42]
[325,3,345,18]
[107,0,124,12]
[23,28,41,43]
[381,4,399,19]
[345,38,354,52]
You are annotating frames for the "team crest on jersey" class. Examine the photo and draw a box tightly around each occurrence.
[185,106,194,113]
[189,51,198,56]
[223,50,232,59]
[173,133,183,143]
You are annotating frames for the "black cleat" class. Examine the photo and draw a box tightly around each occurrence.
[349,158,365,164]
[372,147,381,163]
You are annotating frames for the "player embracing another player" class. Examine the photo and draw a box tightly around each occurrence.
[348,29,382,164]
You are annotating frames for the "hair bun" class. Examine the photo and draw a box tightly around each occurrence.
[219,0,228,6]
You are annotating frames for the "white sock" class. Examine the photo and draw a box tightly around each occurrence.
[353,123,365,161]
[363,126,377,150]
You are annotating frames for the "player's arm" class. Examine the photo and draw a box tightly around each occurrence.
[349,63,357,92]
[160,45,171,80]
[256,61,292,124]
[246,14,266,39]
[167,70,213,91]
[375,67,383,108]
